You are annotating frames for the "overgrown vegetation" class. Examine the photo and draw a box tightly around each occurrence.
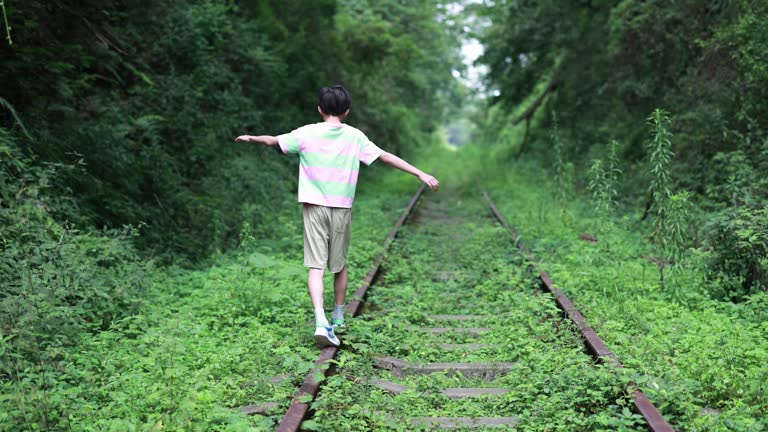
[1,1,457,429]
[445,144,768,430]
[461,2,768,428]
[311,184,647,431]
[473,0,768,302]
[0,0,458,260]
[1,155,420,430]
[1,126,152,429]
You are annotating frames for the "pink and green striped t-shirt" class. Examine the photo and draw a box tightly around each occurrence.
[277,122,384,208]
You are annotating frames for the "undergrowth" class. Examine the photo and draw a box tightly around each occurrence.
[1,159,418,430]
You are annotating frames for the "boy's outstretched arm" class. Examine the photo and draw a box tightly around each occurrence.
[379,152,439,191]
[234,135,278,146]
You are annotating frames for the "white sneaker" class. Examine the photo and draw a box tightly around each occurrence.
[314,326,341,347]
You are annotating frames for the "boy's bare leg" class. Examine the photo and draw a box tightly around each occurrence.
[309,267,339,346]
[308,268,329,327]
[308,268,325,309]
[331,265,348,325]
[333,265,348,305]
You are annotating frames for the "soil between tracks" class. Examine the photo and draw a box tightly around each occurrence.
[304,187,648,431]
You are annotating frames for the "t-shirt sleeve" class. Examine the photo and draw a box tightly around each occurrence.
[359,135,385,166]
[277,129,302,154]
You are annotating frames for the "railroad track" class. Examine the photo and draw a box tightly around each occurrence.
[243,185,674,431]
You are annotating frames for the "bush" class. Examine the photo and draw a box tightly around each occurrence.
[708,207,768,301]
[0,128,152,429]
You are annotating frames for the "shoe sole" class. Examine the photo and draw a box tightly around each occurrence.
[314,333,340,348]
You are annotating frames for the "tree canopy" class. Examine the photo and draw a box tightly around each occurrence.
[0,0,459,260]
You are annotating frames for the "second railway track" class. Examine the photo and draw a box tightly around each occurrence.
[269,185,672,431]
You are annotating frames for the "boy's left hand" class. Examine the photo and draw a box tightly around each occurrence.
[419,173,440,191]
[234,135,279,146]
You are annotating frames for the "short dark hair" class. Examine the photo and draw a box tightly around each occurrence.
[318,85,351,116]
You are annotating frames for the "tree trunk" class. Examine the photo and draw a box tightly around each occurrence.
[659,263,665,291]
[640,196,652,222]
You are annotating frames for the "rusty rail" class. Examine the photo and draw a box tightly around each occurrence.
[277,184,426,432]
[482,191,675,432]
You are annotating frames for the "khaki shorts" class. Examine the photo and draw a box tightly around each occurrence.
[303,204,352,273]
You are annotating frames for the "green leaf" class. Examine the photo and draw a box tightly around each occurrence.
[312,371,325,384]
[301,420,321,431]
[297,394,314,404]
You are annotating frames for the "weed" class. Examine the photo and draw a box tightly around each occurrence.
[646,109,692,290]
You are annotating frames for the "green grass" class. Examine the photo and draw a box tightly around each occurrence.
[4,169,419,432]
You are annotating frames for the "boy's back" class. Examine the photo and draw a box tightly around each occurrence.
[278,122,383,209]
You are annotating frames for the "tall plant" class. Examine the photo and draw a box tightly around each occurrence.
[648,109,673,236]
[588,159,611,216]
[667,191,693,266]
[647,109,690,290]
[551,111,572,212]
[587,140,622,218]
[582,138,626,266]
[607,139,621,201]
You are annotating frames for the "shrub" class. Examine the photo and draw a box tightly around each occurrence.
[0,128,152,429]
[708,207,768,301]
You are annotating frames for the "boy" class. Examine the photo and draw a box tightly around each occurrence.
[235,85,439,348]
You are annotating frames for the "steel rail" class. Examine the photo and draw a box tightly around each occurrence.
[277,184,426,432]
[482,191,675,432]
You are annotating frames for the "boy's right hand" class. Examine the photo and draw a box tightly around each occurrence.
[235,135,253,142]
[419,173,440,191]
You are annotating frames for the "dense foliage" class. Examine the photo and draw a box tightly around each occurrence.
[1,1,458,429]
[1,160,414,430]
[465,1,768,428]
[474,0,768,300]
[0,0,458,260]
[1,127,153,429]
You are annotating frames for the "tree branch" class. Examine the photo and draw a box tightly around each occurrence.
[511,75,560,126]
